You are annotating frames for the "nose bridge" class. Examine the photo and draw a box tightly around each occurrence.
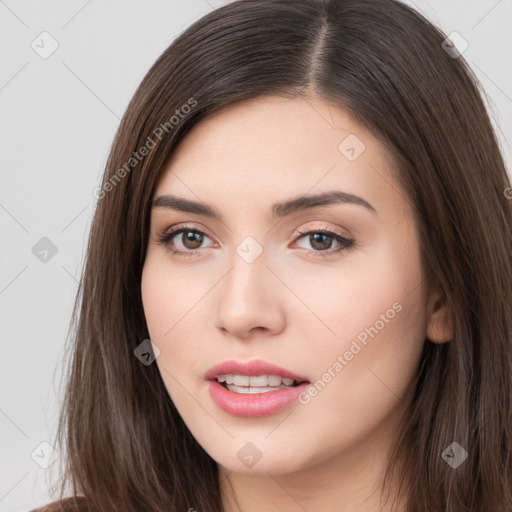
[222,237,270,309]
[215,235,285,337]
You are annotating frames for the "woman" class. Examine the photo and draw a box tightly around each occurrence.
[34,0,512,510]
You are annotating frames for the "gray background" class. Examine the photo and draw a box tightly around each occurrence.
[1,1,511,511]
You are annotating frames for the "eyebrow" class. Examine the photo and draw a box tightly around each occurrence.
[152,190,377,219]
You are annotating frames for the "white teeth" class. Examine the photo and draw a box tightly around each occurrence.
[249,375,268,386]
[268,375,282,386]
[216,374,298,388]
[233,375,250,386]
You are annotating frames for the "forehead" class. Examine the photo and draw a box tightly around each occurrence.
[154,95,400,217]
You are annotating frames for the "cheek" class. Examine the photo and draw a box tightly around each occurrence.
[141,259,173,341]
[141,253,206,342]
[140,254,215,388]
[282,229,425,347]
[293,224,428,423]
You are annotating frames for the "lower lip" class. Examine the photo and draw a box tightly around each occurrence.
[207,380,310,417]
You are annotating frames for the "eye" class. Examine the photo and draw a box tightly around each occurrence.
[293,227,355,257]
[155,224,355,258]
[155,225,215,258]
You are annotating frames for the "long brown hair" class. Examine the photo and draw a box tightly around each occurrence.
[41,0,512,510]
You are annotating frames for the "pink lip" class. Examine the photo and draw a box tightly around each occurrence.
[205,359,310,418]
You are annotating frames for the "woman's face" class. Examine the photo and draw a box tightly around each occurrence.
[141,95,430,476]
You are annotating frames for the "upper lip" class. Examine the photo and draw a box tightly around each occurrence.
[205,359,309,383]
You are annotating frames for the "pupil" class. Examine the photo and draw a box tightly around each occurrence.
[184,230,203,249]
[310,233,332,250]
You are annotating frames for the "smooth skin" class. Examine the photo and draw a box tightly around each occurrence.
[141,95,452,512]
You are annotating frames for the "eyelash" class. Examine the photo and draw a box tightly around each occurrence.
[155,224,355,259]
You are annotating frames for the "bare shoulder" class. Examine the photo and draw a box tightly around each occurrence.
[30,496,90,512]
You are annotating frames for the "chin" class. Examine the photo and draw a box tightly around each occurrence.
[211,442,315,476]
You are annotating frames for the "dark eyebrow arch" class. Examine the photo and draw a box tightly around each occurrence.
[152,190,377,220]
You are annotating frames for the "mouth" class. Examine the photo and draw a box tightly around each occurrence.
[215,374,308,394]
[205,359,311,416]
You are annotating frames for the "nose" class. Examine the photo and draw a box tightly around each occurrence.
[215,248,286,340]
